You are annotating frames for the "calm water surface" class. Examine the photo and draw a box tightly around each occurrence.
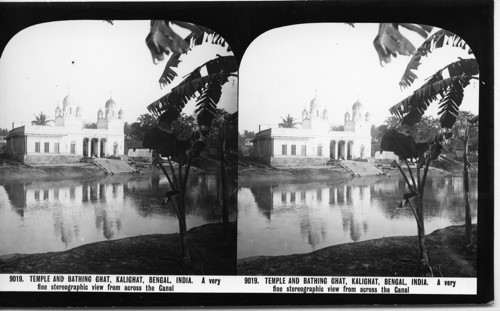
[0,173,235,256]
[238,175,478,259]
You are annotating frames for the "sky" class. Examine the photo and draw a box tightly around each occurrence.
[239,23,479,132]
[0,20,237,130]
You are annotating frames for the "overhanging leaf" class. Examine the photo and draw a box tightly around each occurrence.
[157,29,234,88]
[398,24,433,38]
[148,72,232,127]
[143,126,177,156]
[390,75,473,127]
[146,20,190,63]
[159,53,182,87]
[400,30,473,88]
[195,81,223,126]
[438,81,465,129]
[373,23,416,66]
[380,129,419,159]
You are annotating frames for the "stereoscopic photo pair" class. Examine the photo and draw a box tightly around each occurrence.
[0,1,493,306]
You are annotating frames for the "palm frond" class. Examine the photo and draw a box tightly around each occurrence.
[399,30,473,88]
[373,23,431,66]
[148,72,232,126]
[195,81,223,126]
[438,79,467,129]
[403,57,478,94]
[160,54,236,89]
[158,29,207,87]
[157,25,234,87]
[390,75,473,128]
[159,53,182,87]
[398,23,433,38]
[176,56,236,96]
[146,20,190,64]
[278,114,299,128]
[446,58,479,77]
[170,21,203,37]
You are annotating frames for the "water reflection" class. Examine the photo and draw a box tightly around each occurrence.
[238,175,478,259]
[0,173,236,256]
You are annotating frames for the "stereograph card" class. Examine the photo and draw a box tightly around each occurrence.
[0,0,493,307]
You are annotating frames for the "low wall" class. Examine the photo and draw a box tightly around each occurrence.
[269,157,329,167]
[23,154,83,165]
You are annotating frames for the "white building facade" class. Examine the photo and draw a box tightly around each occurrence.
[252,94,372,167]
[5,95,125,164]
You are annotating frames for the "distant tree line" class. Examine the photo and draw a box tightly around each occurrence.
[372,111,478,156]
[125,110,237,153]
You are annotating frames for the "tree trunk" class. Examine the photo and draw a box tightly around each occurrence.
[463,128,472,246]
[417,157,433,276]
[177,163,191,268]
[403,160,432,276]
[220,134,229,239]
[416,198,431,276]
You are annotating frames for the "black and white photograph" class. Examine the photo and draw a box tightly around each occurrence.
[0,20,238,276]
[0,0,494,307]
[237,23,480,278]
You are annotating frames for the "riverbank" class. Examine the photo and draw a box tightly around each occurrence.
[0,162,106,181]
[0,223,236,275]
[239,156,471,185]
[238,224,476,277]
[0,154,230,182]
[239,158,352,185]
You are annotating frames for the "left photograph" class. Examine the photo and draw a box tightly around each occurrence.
[0,20,238,275]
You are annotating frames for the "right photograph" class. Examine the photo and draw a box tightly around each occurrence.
[237,23,479,277]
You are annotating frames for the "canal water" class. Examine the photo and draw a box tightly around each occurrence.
[238,175,478,259]
[0,173,235,256]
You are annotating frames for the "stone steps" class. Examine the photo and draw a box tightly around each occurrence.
[339,160,383,177]
[93,158,135,175]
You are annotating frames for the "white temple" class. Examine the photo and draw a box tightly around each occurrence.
[252,93,372,167]
[5,94,125,164]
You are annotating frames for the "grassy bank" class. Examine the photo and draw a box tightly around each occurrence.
[0,223,236,275]
[0,162,106,181]
[238,224,476,277]
[239,158,353,185]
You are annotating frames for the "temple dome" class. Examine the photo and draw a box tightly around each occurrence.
[105,97,116,109]
[352,100,363,111]
[365,111,371,121]
[344,111,351,122]
[62,95,73,107]
[309,91,323,111]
